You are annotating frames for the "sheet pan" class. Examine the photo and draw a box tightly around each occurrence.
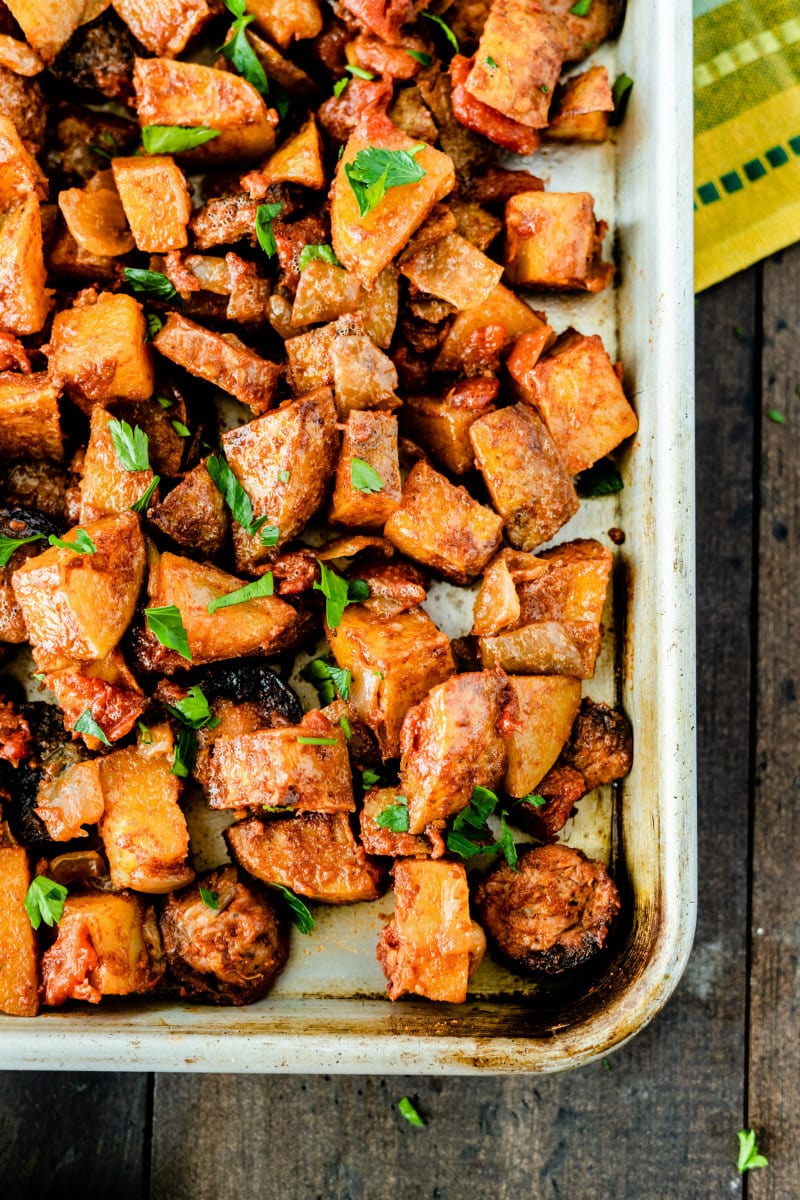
[0,0,696,1072]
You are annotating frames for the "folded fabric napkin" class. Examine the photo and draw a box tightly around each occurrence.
[694,0,800,291]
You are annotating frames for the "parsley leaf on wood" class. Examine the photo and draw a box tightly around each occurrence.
[737,1129,768,1173]
[398,1097,425,1127]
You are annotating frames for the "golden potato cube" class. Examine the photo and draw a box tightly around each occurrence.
[377,860,485,1002]
[434,282,549,373]
[40,891,164,1006]
[58,178,135,258]
[0,847,39,1016]
[246,116,325,190]
[79,407,156,522]
[329,410,401,528]
[4,0,87,62]
[471,549,538,636]
[0,193,50,335]
[48,291,154,411]
[99,723,194,893]
[284,313,366,393]
[470,404,578,551]
[332,125,456,287]
[44,650,146,748]
[504,675,582,797]
[464,0,564,128]
[384,461,503,585]
[247,0,322,46]
[523,330,639,475]
[400,669,513,833]
[133,57,277,165]
[0,114,47,207]
[401,394,489,476]
[330,334,399,418]
[112,155,192,253]
[546,66,614,143]
[0,371,63,460]
[221,388,338,572]
[290,262,398,346]
[34,759,105,841]
[206,710,355,812]
[154,312,281,415]
[112,0,212,57]
[449,198,503,252]
[11,511,146,671]
[360,787,443,859]
[504,192,614,293]
[326,602,455,759]
[478,539,612,677]
[227,811,383,903]
[400,231,503,310]
[147,459,230,558]
[145,551,299,669]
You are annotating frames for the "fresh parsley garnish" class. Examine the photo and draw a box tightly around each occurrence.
[171,420,191,438]
[48,529,96,555]
[350,458,384,493]
[108,418,151,472]
[255,201,283,257]
[156,395,173,409]
[130,476,160,514]
[296,735,338,745]
[576,458,624,498]
[207,572,274,614]
[346,63,374,80]
[259,525,280,546]
[166,685,220,730]
[122,267,179,300]
[376,796,409,832]
[137,721,153,745]
[397,1097,425,1127]
[540,84,549,93]
[0,532,43,567]
[146,312,163,339]
[219,0,269,95]
[141,126,220,154]
[271,884,314,934]
[485,56,498,68]
[737,1129,768,1173]
[570,0,592,14]
[344,144,426,218]
[171,726,196,778]
[446,787,518,868]
[73,708,110,745]
[406,49,432,66]
[610,73,634,125]
[298,244,342,272]
[145,604,192,661]
[313,561,370,628]
[300,658,352,704]
[278,469,291,483]
[24,875,68,930]
[362,767,381,788]
[199,886,219,910]
[339,715,351,739]
[768,409,785,424]
[206,453,270,538]
[333,77,349,98]
[521,793,547,808]
[422,11,458,53]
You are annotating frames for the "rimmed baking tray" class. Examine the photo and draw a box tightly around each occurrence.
[0,0,696,1072]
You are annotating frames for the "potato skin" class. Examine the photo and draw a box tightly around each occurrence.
[474,843,620,974]
[160,866,288,1006]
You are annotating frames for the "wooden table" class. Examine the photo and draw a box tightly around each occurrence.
[2,249,797,1200]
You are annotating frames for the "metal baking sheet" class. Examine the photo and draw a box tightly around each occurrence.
[0,0,696,1072]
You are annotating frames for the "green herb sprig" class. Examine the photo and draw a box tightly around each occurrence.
[207,572,274,614]
[271,885,314,934]
[145,604,192,662]
[24,876,68,930]
[314,561,370,628]
[219,0,269,95]
[73,708,110,745]
[344,144,426,219]
[141,126,220,155]
[0,533,44,567]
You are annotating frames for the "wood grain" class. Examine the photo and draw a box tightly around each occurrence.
[0,1071,149,1199]
[748,243,800,1200]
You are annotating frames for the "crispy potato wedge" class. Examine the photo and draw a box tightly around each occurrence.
[154,312,282,415]
[112,0,212,58]
[329,410,401,528]
[147,460,230,558]
[112,155,192,252]
[242,117,325,192]
[400,231,503,310]
[47,291,154,411]
[450,53,540,156]
[44,649,146,747]
[0,372,63,460]
[0,846,39,1016]
[464,0,565,128]
[34,759,105,841]
[79,406,157,522]
[504,191,613,292]
[0,193,50,335]
[246,0,322,47]
[4,0,91,63]
[0,34,44,77]
[401,393,490,476]
[434,282,551,373]
[0,115,47,206]
[58,176,135,258]
[504,675,582,797]
[546,66,613,143]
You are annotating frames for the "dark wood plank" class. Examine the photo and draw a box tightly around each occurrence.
[150,272,758,1200]
[0,1071,150,1200]
[748,242,800,1199]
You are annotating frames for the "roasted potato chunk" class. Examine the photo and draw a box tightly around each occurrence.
[546,66,614,142]
[160,866,288,1005]
[0,194,50,336]
[400,231,503,311]
[516,330,639,475]
[4,0,90,63]
[147,460,230,559]
[112,155,192,252]
[0,372,63,461]
[243,117,325,192]
[79,407,156,522]
[205,709,355,813]
[0,847,39,1016]
[133,57,277,165]
[247,0,322,46]
[401,388,494,476]
[464,0,565,128]
[40,890,165,1006]
[329,410,401,528]
[504,192,613,293]
[227,811,384,903]
[434,282,551,373]
[449,53,540,156]
[44,649,146,747]
[384,461,503,585]
[112,0,212,58]
[221,388,338,571]
[326,602,455,759]
[11,511,146,671]
[504,675,582,797]
[34,759,105,841]
[284,313,366,393]
[360,787,445,859]
[154,312,282,416]
[0,115,47,207]
[377,860,486,1002]
[477,539,612,677]
[330,334,400,417]
[470,404,578,550]
[142,551,299,671]
[47,291,154,411]
[331,123,456,287]
[399,669,515,833]
[58,174,135,258]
